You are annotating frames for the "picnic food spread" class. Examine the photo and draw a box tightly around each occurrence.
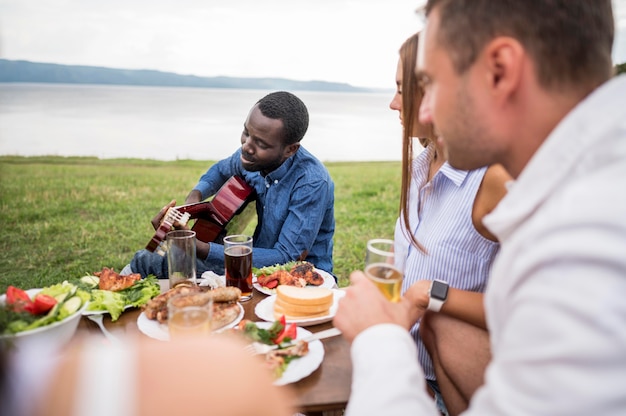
[273,286,333,320]
[81,267,160,321]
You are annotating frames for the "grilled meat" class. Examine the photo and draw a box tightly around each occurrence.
[96,267,141,292]
[142,285,205,320]
[257,270,306,288]
[265,340,310,377]
[143,286,242,325]
[290,263,324,286]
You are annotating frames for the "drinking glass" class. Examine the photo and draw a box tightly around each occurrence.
[364,238,403,302]
[223,234,253,301]
[166,230,197,288]
[167,294,213,339]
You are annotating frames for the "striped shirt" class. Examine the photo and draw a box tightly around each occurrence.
[394,144,499,381]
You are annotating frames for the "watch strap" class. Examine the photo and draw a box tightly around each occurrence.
[427,280,449,312]
[427,296,445,312]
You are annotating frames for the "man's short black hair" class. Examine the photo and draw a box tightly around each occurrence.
[257,91,309,145]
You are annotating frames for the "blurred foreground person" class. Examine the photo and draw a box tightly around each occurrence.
[28,335,295,416]
[335,1,626,415]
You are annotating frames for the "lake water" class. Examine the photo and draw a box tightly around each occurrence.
[0,83,402,162]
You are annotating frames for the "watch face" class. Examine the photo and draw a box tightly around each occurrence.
[431,280,449,300]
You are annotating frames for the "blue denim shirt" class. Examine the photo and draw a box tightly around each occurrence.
[193,146,335,275]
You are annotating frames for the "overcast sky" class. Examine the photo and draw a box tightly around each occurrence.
[1,0,625,90]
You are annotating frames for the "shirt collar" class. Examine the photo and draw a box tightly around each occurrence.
[438,162,468,187]
[424,143,469,187]
[264,150,296,186]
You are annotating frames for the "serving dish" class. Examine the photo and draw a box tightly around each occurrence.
[0,288,87,350]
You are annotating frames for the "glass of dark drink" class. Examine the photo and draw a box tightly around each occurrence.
[223,234,253,301]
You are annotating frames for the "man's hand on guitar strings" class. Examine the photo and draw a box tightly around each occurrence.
[151,200,177,230]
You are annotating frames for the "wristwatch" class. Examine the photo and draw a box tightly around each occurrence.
[427,280,449,312]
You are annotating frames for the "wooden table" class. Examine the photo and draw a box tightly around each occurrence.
[77,285,352,415]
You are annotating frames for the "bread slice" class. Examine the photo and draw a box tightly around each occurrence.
[273,303,331,320]
[274,286,334,320]
[275,296,330,315]
[275,286,333,306]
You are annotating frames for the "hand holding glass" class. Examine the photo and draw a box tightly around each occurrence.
[364,239,403,302]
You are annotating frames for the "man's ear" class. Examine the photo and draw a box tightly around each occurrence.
[482,37,524,101]
[284,142,300,158]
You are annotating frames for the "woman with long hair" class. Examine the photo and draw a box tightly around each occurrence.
[390,32,510,416]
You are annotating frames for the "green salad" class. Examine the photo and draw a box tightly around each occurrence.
[77,274,160,321]
[1,282,89,335]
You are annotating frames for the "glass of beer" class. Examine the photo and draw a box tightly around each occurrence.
[166,230,197,288]
[364,239,403,302]
[223,234,253,301]
[167,294,213,339]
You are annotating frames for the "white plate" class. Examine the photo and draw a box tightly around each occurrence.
[137,303,244,341]
[253,267,337,296]
[254,289,345,327]
[253,321,325,386]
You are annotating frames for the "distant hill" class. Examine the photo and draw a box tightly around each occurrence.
[0,59,379,93]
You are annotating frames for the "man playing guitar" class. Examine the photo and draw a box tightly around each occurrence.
[122,91,335,279]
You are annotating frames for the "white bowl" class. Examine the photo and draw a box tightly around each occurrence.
[0,288,87,351]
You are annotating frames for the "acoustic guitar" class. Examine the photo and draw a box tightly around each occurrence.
[146,176,256,255]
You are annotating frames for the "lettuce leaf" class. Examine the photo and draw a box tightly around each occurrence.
[83,275,160,321]
[118,275,160,308]
[241,320,284,345]
[39,281,77,303]
[87,290,126,321]
[252,261,299,277]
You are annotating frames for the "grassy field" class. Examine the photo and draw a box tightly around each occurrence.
[0,156,400,292]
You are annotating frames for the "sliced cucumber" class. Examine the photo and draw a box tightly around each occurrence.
[61,296,82,316]
[80,275,99,288]
[54,292,69,303]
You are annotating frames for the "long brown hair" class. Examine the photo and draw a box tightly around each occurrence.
[399,33,434,252]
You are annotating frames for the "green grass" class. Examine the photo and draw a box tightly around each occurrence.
[0,156,400,292]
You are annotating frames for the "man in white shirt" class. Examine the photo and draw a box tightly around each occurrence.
[334,1,626,415]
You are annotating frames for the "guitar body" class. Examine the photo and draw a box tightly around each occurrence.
[145,176,256,253]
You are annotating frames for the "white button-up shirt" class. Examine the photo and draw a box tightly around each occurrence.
[347,75,626,416]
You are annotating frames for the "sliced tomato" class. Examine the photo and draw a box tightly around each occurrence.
[274,322,298,345]
[5,286,35,313]
[271,315,287,344]
[284,323,297,339]
[6,286,31,304]
[264,280,279,289]
[31,294,57,315]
